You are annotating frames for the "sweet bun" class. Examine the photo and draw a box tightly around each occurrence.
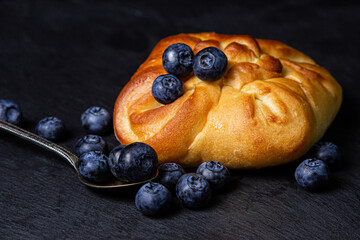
[113,33,342,169]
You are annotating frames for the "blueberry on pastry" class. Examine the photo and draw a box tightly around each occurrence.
[162,43,194,78]
[114,33,342,169]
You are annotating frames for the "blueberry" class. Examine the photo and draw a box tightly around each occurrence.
[75,134,107,157]
[107,144,126,179]
[156,163,185,192]
[0,99,22,125]
[196,161,230,191]
[81,106,111,134]
[162,43,194,78]
[152,74,184,105]
[116,142,158,182]
[135,182,172,216]
[193,47,228,82]
[35,116,65,141]
[315,142,340,166]
[295,158,330,191]
[77,151,110,183]
[176,173,212,208]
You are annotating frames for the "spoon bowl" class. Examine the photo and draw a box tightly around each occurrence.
[0,119,158,189]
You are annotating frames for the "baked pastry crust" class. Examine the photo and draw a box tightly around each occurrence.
[114,33,342,169]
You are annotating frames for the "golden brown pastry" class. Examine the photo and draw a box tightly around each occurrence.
[113,33,342,169]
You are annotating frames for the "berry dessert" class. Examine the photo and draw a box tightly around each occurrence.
[156,163,185,192]
[135,182,172,216]
[75,134,107,157]
[77,151,110,183]
[295,158,330,191]
[35,116,65,141]
[114,33,342,169]
[314,142,340,166]
[114,142,158,182]
[152,74,184,104]
[176,173,212,208]
[81,106,111,134]
[0,99,22,125]
[162,43,194,78]
[196,161,230,190]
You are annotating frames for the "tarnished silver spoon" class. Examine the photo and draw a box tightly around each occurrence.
[0,119,158,189]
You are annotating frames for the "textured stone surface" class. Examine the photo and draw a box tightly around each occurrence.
[0,0,359,239]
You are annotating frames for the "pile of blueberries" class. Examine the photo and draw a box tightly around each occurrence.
[136,160,230,216]
[76,132,231,216]
[0,42,341,216]
[0,98,231,216]
[75,119,231,216]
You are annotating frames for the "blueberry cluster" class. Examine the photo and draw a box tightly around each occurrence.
[295,142,340,191]
[0,99,157,187]
[76,140,159,184]
[0,99,119,183]
[152,43,228,105]
[135,161,230,216]
[75,106,114,181]
[1,98,343,216]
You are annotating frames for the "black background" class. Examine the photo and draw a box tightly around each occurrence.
[1,0,359,239]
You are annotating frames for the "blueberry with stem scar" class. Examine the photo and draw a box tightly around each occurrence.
[295,158,330,191]
[162,43,194,78]
[176,173,212,208]
[152,74,184,105]
[193,47,228,82]
[135,182,172,216]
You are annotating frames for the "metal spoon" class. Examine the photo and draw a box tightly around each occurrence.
[0,119,158,189]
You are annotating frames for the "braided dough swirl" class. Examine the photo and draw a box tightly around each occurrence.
[114,33,342,169]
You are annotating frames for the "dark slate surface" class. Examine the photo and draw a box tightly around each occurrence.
[1,0,359,239]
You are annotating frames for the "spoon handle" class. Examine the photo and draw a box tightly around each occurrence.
[0,119,78,170]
